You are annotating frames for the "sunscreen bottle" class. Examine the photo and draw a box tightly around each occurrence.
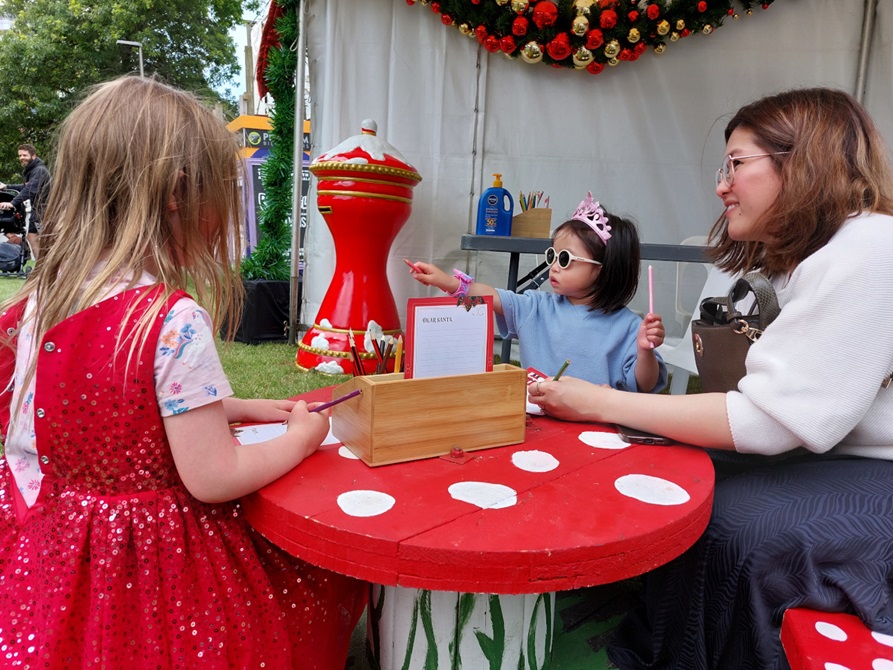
[475,173,514,236]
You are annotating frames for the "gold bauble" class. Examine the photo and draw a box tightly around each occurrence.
[603,39,620,58]
[520,41,544,63]
[628,28,640,43]
[511,0,529,12]
[746,8,753,15]
[675,19,685,31]
[656,20,670,35]
[607,57,620,67]
[732,12,740,19]
[495,0,510,5]
[574,0,595,15]
[654,43,667,54]
[572,46,593,68]
[572,15,590,36]
[670,32,680,42]
[702,24,713,34]
[459,23,473,36]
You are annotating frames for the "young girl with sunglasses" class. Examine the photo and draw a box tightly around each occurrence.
[0,76,366,668]
[409,193,666,392]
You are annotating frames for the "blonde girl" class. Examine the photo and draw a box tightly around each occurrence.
[0,76,365,668]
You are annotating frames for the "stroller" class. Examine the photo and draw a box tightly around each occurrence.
[0,188,32,276]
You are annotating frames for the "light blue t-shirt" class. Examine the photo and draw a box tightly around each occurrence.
[496,288,667,393]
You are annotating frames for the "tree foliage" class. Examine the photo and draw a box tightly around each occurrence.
[0,0,251,178]
[239,0,296,282]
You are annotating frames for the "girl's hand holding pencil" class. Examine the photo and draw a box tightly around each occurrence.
[405,260,454,293]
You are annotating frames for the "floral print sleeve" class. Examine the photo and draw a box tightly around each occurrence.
[155,297,233,417]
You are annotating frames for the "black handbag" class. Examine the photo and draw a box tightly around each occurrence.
[691,272,780,393]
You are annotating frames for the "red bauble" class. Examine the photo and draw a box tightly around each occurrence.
[600,9,617,29]
[697,1,707,11]
[500,35,518,53]
[681,28,691,37]
[430,2,440,12]
[441,13,453,25]
[545,32,571,60]
[646,4,660,19]
[512,16,529,36]
[634,41,647,55]
[475,24,488,42]
[471,0,481,3]
[628,10,639,22]
[618,48,632,61]
[405,0,415,5]
[484,35,501,52]
[587,61,605,74]
[586,28,604,49]
[531,1,559,29]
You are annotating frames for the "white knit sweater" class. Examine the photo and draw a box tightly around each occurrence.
[727,212,893,458]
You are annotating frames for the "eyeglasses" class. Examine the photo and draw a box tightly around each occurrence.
[545,246,602,269]
[715,152,790,187]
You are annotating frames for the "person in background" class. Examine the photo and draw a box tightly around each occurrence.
[409,194,667,393]
[0,76,365,668]
[0,144,49,260]
[531,88,893,669]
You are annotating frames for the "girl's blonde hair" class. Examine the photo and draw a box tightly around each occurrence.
[7,75,244,364]
[710,87,893,275]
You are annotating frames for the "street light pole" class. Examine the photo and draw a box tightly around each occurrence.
[116,39,144,77]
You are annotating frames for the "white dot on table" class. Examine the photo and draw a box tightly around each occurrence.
[815,621,848,642]
[578,431,631,450]
[825,664,851,670]
[873,631,893,648]
[614,474,690,506]
[873,659,893,670]
[512,450,559,472]
[448,481,517,509]
[338,446,360,459]
[337,490,395,517]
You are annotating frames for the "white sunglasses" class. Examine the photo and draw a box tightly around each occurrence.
[545,247,602,269]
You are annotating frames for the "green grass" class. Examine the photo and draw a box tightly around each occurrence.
[216,340,347,398]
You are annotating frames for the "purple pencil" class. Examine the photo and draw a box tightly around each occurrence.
[310,389,362,413]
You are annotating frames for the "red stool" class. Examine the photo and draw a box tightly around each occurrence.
[781,608,893,669]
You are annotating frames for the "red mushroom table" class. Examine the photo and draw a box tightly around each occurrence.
[240,387,715,670]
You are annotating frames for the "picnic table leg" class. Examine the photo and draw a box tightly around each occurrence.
[368,584,555,670]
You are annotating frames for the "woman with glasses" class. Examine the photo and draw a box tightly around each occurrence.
[407,193,667,393]
[533,88,893,669]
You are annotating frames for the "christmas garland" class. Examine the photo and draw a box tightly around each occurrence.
[407,0,777,74]
[242,0,297,281]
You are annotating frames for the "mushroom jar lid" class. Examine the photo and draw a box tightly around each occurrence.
[310,119,422,184]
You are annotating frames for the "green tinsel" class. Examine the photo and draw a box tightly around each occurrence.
[241,0,299,281]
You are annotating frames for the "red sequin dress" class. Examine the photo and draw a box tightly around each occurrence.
[0,287,366,669]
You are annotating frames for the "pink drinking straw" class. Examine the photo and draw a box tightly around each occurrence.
[648,265,654,314]
[648,265,655,348]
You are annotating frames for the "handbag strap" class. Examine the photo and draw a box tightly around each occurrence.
[729,271,780,330]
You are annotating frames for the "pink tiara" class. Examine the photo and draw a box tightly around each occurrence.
[572,192,611,244]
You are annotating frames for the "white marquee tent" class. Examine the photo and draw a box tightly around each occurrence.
[298,0,893,340]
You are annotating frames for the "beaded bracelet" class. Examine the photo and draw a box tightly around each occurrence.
[447,269,474,298]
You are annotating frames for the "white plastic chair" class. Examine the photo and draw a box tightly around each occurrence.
[673,235,710,333]
[657,265,736,394]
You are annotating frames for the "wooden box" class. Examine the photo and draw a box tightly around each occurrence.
[330,364,527,466]
[511,208,552,238]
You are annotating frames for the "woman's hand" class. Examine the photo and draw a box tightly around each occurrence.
[528,376,612,423]
[222,397,296,424]
[638,313,665,351]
